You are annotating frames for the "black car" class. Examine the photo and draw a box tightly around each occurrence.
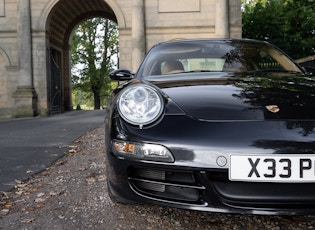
[105,39,315,215]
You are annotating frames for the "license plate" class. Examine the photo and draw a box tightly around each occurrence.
[229,155,315,183]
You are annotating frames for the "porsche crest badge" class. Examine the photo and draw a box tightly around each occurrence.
[266,105,280,113]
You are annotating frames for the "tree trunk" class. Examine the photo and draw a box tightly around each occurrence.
[93,92,101,110]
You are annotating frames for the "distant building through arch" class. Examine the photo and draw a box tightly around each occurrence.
[0,0,241,118]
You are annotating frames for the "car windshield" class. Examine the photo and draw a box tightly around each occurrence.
[138,40,303,77]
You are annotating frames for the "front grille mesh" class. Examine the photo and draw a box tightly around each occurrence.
[129,168,205,204]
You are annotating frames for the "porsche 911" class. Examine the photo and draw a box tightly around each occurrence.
[105,39,315,215]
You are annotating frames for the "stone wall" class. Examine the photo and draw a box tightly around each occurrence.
[0,0,18,118]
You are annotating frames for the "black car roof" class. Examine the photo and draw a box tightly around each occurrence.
[154,38,270,47]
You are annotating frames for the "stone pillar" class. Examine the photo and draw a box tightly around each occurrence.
[131,0,146,71]
[215,0,230,38]
[13,0,37,117]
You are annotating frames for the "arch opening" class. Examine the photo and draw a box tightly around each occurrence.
[71,17,119,110]
[46,0,118,114]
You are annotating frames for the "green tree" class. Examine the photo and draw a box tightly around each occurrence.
[71,18,118,109]
[242,0,315,59]
[283,0,315,58]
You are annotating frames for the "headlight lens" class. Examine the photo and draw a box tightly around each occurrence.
[113,140,174,163]
[118,84,164,126]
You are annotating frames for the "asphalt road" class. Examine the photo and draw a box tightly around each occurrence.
[0,110,105,192]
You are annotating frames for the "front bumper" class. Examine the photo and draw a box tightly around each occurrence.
[105,116,315,215]
[106,156,315,215]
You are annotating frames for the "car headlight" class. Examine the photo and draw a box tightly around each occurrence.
[113,140,174,163]
[117,84,164,127]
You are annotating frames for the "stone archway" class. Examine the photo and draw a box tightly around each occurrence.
[45,0,120,113]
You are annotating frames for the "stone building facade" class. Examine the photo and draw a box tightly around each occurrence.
[0,0,241,118]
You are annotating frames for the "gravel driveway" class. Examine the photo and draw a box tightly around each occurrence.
[1,125,315,229]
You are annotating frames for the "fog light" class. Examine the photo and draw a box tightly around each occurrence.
[142,144,171,159]
[112,140,174,163]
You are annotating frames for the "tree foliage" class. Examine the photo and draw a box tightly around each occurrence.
[242,0,315,59]
[71,18,118,109]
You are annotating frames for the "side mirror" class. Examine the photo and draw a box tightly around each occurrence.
[109,69,134,81]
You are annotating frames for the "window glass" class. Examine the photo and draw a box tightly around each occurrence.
[138,41,302,77]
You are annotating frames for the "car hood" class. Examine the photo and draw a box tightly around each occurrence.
[149,73,315,121]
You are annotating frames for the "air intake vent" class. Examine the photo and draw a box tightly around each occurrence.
[129,168,205,203]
